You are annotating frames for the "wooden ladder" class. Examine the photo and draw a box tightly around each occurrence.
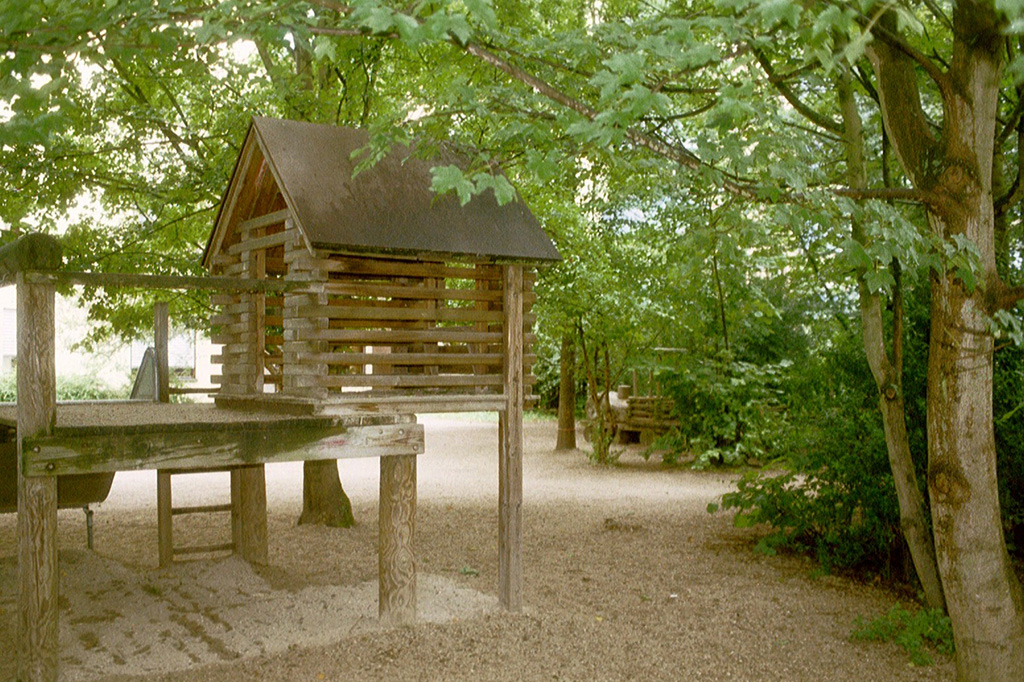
[157,467,237,567]
[150,302,268,568]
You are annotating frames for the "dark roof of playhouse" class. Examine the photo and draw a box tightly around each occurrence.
[204,117,560,265]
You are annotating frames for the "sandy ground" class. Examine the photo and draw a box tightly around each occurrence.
[0,415,954,681]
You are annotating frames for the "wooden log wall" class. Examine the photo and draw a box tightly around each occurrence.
[211,219,539,408]
[210,210,293,395]
[278,250,537,402]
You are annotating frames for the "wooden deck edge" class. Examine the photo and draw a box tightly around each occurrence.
[23,422,424,476]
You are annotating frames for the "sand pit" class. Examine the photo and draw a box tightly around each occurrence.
[4,550,495,680]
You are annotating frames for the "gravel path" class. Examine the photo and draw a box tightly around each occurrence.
[0,415,954,681]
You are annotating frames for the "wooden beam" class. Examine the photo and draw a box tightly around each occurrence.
[293,305,505,324]
[227,229,295,256]
[214,393,507,415]
[288,351,508,366]
[16,272,59,682]
[379,453,416,625]
[22,422,424,476]
[499,264,524,612]
[157,471,173,567]
[297,328,507,344]
[23,270,302,294]
[281,373,504,388]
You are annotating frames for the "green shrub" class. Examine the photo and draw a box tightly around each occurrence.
[709,329,911,577]
[713,406,901,573]
[851,603,954,666]
[659,354,791,468]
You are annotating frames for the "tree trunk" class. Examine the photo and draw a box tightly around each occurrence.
[859,275,945,610]
[555,333,577,450]
[927,211,1024,679]
[929,13,1024,678]
[836,59,946,610]
[868,4,1024,675]
[298,460,355,527]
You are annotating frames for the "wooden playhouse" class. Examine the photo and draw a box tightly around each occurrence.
[2,116,558,682]
[203,117,559,412]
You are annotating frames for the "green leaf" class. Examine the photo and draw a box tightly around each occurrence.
[312,36,337,61]
[894,6,925,36]
[758,0,803,28]
[842,238,872,270]
[431,164,475,205]
[864,268,895,294]
[463,0,497,29]
[362,7,395,34]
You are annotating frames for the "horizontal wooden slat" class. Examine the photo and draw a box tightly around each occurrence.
[24,270,301,294]
[217,297,283,315]
[216,365,264,377]
[211,334,247,345]
[291,352,498,365]
[293,328,533,344]
[288,352,535,366]
[285,254,491,281]
[314,374,503,388]
[319,394,508,414]
[296,281,509,303]
[211,374,282,385]
[168,386,219,395]
[295,305,504,323]
[172,503,233,516]
[227,229,296,255]
[239,208,291,233]
[212,313,283,327]
[174,543,235,556]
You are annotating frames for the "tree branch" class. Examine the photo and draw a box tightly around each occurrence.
[865,13,942,188]
[991,280,1024,311]
[860,10,952,97]
[752,46,843,134]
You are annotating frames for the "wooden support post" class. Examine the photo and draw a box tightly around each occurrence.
[16,272,59,682]
[155,302,170,404]
[157,471,173,568]
[379,454,416,624]
[235,465,268,564]
[230,470,241,550]
[499,265,524,612]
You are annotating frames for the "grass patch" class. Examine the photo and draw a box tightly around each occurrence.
[851,603,954,666]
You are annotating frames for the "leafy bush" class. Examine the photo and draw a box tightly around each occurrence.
[709,330,912,577]
[713,407,902,573]
[0,372,125,402]
[659,354,791,468]
[851,603,954,666]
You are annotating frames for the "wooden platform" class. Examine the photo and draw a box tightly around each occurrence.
[4,399,424,681]
[0,402,422,477]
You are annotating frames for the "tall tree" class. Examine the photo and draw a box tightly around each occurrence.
[865,5,1024,677]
